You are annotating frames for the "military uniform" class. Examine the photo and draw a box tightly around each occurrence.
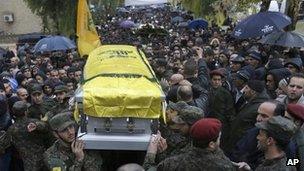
[255,116,297,171]
[28,84,57,120]
[44,140,102,171]
[255,154,296,171]
[0,101,50,171]
[44,112,103,171]
[146,147,236,171]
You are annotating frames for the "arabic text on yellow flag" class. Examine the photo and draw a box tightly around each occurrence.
[77,0,101,57]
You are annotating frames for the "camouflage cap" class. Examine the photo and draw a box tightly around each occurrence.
[49,112,75,132]
[54,85,68,94]
[255,116,296,141]
[172,105,204,125]
[167,101,188,112]
[30,84,43,95]
[13,101,30,113]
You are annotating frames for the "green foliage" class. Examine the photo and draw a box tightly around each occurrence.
[90,0,124,24]
[181,0,216,17]
[23,0,77,36]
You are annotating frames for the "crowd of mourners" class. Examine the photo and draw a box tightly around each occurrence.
[0,3,303,171]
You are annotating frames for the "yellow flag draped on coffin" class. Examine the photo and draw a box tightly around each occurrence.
[77,0,101,57]
[82,45,165,119]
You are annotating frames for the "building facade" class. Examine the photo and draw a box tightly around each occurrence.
[0,0,42,35]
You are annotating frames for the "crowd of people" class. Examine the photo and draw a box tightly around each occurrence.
[0,3,303,171]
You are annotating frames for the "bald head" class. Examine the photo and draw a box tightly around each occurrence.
[177,85,193,102]
[116,163,144,171]
[256,101,285,123]
[170,74,184,85]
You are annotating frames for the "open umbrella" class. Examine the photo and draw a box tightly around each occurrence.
[119,20,136,29]
[232,11,291,39]
[171,16,184,23]
[178,22,189,28]
[259,31,304,47]
[33,35,76,53]
[188,19,208,29]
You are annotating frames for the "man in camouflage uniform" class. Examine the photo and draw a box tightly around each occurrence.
[44,112,102,170]
[27,84,56,120]
[0,101,50,171]
[144,118,236,171]
[158,101,189,156]
[44,85,71,120]
[255,116,297,171]
[144,105,204,167]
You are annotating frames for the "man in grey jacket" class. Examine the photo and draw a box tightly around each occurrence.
[276,73,304,105]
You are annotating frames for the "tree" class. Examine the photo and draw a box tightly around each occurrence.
[23,0,77,36]
[286,0,300,30]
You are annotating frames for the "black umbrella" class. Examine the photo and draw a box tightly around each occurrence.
[259,31,304,47]
[232,11,291,39]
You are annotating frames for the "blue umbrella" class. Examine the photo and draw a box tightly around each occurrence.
[259,31,304,47]
[120,20,136,29]
[171,16,184,23]
[188,19,208,29]
[33,35,76,53]
[232,11,291,39]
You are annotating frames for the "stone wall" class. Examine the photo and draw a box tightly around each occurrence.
[0,0,42,35]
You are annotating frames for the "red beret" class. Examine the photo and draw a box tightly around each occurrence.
[209,69,224,78]
[190,118,222,142]
[287,104,304,122]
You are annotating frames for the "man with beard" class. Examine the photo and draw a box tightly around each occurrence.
[237,116,297,171]
[44,112,102,170]
[27,84,56,120]
[276,73,304,105]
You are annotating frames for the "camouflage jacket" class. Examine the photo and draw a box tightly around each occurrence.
[44,140,102,171]
[28,98,56,119]
[144,147,236,171]
[0,117,49,171]
[255,154,296,171]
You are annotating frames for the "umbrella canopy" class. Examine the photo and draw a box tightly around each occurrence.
[188,19,208,29]
[33,35,76,53]
[17,32,47,49]
[171,16,184,23]
[178,22,188,28]
[259,31,304,47]
[232,11,291,39]
[119,20,136,29]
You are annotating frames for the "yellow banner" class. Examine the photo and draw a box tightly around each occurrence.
[76,0,101,57]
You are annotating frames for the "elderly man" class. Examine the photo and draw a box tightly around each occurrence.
[229,100,285,169]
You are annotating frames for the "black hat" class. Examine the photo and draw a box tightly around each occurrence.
[230,54,245,63]
[247,80,265,93]
[235,70,250,82]
[248,51,262,61]
[284,58,303,70]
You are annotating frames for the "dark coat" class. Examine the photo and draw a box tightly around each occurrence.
[224,90,269,153]
[208,86,236,148]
